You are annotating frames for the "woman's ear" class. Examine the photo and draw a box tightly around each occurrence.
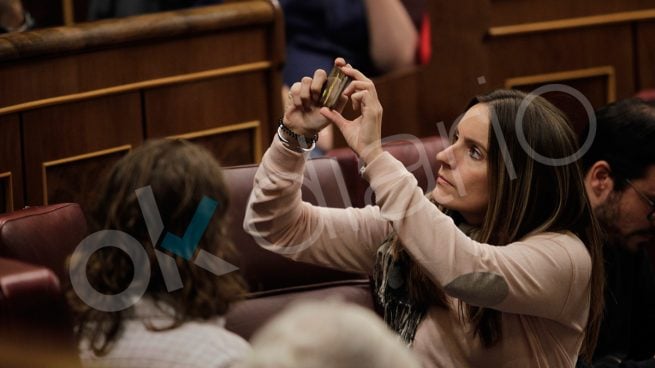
[583,160,615,209]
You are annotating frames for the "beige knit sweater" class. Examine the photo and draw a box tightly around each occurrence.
[244,138,592,368]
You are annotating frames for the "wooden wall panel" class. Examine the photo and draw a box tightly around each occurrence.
[419,0,640,133]
[0,1,283,211]
[637,21,655,90]
[171,124,260,167]
[487,30,628,131]
[0,114,23,212]
[507,71,613,134]
[418,0,492,131]
[375,69,420,139]
[490,0,654,26]
[488,26,633,100]
[144,72,270,164]
[0,29,268,108]
[21,93,142,207]
[43,146,131,209]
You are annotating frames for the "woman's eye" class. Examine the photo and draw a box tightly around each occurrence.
[469,147,482,160]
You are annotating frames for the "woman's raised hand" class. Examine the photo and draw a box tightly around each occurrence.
[320,66,384,164]
[283,58,348,138]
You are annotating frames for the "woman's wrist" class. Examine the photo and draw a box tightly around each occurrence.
[277,118,318,152]
[360,146,384,165]
[282,116,318,139]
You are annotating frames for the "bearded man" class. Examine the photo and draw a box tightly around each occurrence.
[580,98,655,368]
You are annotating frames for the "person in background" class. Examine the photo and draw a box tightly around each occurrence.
[0,0,33,33]
[236,300,422,368]
[245,58,605,367]
[578,98,655,368]
[280,0,424,156]
[67,139,249,368]
[88,0,222,20]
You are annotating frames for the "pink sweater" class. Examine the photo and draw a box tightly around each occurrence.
[244,139,592,368]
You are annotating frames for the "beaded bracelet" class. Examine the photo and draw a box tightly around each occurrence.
[277,118,318,152]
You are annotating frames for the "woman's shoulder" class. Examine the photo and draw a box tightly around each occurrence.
[522,230,582,244]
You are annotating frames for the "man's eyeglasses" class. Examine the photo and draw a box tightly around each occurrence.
[625,179,655,222]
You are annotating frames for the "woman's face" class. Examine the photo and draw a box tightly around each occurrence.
[432,103,490,225]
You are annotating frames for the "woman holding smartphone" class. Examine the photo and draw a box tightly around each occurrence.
[245,58,604,367]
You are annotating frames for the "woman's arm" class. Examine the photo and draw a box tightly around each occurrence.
[244,59,391,274]
[243,138,390,274]
[363,0,419,72]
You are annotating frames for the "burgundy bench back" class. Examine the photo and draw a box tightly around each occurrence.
[327,135,448,207]
[0,203,87,281]
[0,204,86,368]
[224,157,366,293]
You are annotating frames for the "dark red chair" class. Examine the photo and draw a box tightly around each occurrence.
[636,89,655,102]
[0,203,87,281]
[0,257,81,368]
[0,204,87,368]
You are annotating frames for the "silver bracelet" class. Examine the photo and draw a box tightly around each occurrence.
[277,125,316,152]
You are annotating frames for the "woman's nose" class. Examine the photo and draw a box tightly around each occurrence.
[436,144,456,168]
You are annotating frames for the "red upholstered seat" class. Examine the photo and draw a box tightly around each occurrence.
[0,204,86,368]
[636,89,655,102]
[0,258,81,368]
[0,203,87,281]
[225,280,373,340]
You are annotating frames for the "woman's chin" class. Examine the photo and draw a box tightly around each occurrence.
[431,187,455,207]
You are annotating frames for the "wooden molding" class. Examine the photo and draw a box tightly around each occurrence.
[504,66,616,103]
[0,171,14,213]
[489,9,655,37]
[62,0,74,26]
[0,1,277,62]
[168,120,262,162]
[0,61,272,117]
[41,145,132,205]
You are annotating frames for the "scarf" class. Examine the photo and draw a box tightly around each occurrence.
[372,195,482,346]
[373,232,426,346]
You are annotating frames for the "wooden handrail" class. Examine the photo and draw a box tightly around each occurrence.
[489,9,655,37]
[0,1,275,62]
[0,61,271,116]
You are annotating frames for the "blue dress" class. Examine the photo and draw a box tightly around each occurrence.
[280,0,376,86]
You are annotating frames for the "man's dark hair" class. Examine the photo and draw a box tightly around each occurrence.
[581,98,655,191]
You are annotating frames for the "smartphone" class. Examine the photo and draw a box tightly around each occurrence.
[319,66,352,109]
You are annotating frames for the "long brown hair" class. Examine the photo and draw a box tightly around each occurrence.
[66,139,247,355]
[396,90,604,361]
[474,90,603,360]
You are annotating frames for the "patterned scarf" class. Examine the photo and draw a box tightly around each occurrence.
[373,232,427,346]
[372,194,481,346]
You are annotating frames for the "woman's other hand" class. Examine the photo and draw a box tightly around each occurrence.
[321,65,384,164]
